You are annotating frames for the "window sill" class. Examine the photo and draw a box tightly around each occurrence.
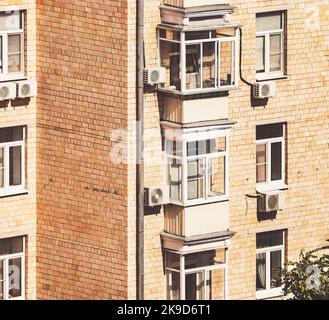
[168,196,229,207]
[158,86,239,96]
[0,75,27,83]
[256,183,288,193]
[256,288,284,300]
[256,73,287,82]
[0,190,28,199]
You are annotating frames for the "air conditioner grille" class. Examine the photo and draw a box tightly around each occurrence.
[21,84,31,97]
[268,195,278,211]
[0,86,9,99]
[261,84,270,97]
[150,70,160,83]
[151,188,163,205]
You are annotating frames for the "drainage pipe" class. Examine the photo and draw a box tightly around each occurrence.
[136,0,145,301]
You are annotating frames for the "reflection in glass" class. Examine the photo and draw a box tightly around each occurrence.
[271,142,282,181]
[270,34,282,72]
[186,44,201,90]
[256,36,265,72]
[9,146,22,186]
[256,144,267,183]
[8,258,22,298]
[186,271,205,300]
[271,251,282,289]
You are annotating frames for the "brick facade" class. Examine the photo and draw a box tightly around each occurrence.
[35,0,129,299]
[0,0,328,300]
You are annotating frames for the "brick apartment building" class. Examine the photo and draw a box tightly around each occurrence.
[0,0,328,300]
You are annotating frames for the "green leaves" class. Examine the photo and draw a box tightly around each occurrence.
[281,245,329,300]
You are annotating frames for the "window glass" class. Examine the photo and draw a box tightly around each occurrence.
[9,146,22,186]
[160,41,180,90]
[220,41,235,86]
[185,271,205,300]
[270,251,282,289]
[256,231,284,249]
[256,36,265,72]
[256,123,284,140]
[167,270,180,300]
[187,159,205,200]
[0,237,24,256]
[166,252,180,271]
[0,148,4,188]
[256,12,283,32]
[0,11,21,31]
[168,158,182,202]
[187,138,225,156]
[186,31,209,41]
[166,140,183,157]
[210,137,226,153]
[186,249,225,270]
[270,34,282,72]
[256,144,267,183]
[8,34,22,73]
[0,36,2,73]
[8,258,22,299]
[186,44,201,90]
[208,269,225,300]
[271,142,282,181]
[208,156,225,196]
[187,140,207,157]
[256,253,266,291]
[159,29,180,41]
[202,42,216,88]
[0,126,24,143]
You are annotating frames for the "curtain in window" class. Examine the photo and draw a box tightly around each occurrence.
[256,253,266,290]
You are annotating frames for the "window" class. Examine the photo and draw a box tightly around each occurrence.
[0,126,25,196]
[159,27,238,94]
[0,11,24,80]
[165,248,228,300]
[256,11,286,79]
[256,123,286,189]
[166,129,229,206]
[0,236,25,300]
[256,230,285,299]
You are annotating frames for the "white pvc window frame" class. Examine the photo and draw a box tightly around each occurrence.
[0,126,26,197]
[256,11,285,81]
[158,27,239,94]
[0,11,24,81]
[0,237,25,300]
[256,127,285,189]
[165,249,229,301]
[256,231,285,300]
[165,128,229,206]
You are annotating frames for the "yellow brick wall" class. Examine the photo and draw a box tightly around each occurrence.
[0,0,37,299]
[127,0,329,300]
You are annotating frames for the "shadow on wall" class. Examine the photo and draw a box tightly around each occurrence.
[0,98,30,109]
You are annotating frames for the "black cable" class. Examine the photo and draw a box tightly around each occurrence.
[239,27,253,87]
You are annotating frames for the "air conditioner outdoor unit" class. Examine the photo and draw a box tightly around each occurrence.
[258,191,285,213]
[144,186,169,207]
[0,82,16,101]
[17,80,37,98]
[253,81,276,99]
[143,67,166,85]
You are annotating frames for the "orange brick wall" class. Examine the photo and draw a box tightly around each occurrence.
[36,0,129,299]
